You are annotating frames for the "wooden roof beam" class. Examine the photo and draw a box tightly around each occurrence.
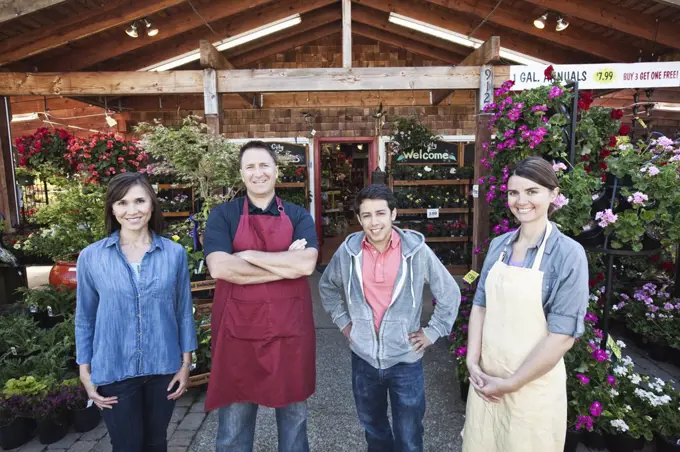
[421,0,638,61]
[521,0,680,51]
[200,41,259,109]
[431,36,501,105]
[0,0,186,67]
[352,22,462,64]
[353,0,585,64]
[100,0,338,72]
[0,0,66,23]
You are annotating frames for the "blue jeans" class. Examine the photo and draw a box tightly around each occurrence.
[352,353,426,452]
[98,374,176,452]
[216,401,309,452]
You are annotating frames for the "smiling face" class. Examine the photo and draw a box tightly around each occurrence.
[507,175,558,225]
[240,147,278,197]
[357,199,397,249]
[111,184,153,233]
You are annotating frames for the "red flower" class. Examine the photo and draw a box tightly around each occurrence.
[608,136,617,147]
[578,91,594,111]
[544,65,555,81]
[599,162,608,171]
[601,174,607,182]
[18,158,27,166]
[618,124,630,136]
[611,109,624,119]
[584,165,592,173]
[599,149,611,159]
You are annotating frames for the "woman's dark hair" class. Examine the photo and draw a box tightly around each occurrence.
[512,156,560,215]
[239,140,277,168]
[353,184,396,214]
[105,172,164,235]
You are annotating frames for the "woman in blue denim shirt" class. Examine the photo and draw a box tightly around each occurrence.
[75,172,198,452]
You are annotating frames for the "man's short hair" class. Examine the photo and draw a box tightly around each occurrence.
[353,184,396,214]
[239,140,277,167]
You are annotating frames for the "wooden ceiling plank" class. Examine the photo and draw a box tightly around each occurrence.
[0,0,67,24]
[199,40,258,108]
[0,0,186,66]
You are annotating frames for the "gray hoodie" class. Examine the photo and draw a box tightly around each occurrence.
[318,227,461,370]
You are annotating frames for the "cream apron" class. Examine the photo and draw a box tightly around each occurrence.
[462,222,567,452]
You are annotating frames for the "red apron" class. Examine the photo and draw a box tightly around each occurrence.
[205,197,316,411]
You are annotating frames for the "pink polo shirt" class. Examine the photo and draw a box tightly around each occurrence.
[362,230,402,331]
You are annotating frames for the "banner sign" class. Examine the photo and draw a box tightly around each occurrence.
[269,142,306,165]
[509,62,680,91]
[396,140,458,164]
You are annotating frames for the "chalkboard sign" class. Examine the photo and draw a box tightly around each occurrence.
[269,142,306,165]
[395,141,458,164]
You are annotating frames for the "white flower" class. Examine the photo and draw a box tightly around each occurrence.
[449,168,457,174]
[616,340,626,349]
[629,373,642,385]
[417,173,422,177]
[424,166,432,172]
[610,419,629,432]
[611,389,620,397]
[613,366,628,376]
[655,377,665,386]
[592,194,599,200]
[622,356,634,367]
[625,405,632,412]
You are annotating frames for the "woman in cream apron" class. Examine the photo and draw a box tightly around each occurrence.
[462,157,588,452]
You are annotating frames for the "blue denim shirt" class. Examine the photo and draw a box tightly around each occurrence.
[75,231,198,386]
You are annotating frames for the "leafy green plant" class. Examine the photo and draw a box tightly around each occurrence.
[552,163,603,237]
[16,286,76,316]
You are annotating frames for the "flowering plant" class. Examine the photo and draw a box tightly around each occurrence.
[390,117,440,156]
[646,378,680,440]
[13,128,75,178]
[66,132,147,184]
[449,283,474,385]
[165,221,205,279]
[160,193,191,213]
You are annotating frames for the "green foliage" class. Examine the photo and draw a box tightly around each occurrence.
[390,117,440,154]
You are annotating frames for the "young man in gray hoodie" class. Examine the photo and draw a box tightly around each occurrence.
[319,184,461,452]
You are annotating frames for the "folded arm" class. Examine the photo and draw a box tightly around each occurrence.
[238,248,318,279]
[206,251,284,285]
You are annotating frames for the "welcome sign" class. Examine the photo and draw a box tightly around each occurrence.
[396,141,458,164]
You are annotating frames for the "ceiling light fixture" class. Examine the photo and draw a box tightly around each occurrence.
[125,22,138,38]
[141,14,302,71]
[144,19,159,37]
[533,13,548,29]
[388,13,551,65]
[125,18,159,38]
[555,16,569,32]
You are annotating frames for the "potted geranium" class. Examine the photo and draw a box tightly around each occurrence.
[66,132,147,184]
[13,128,74,179]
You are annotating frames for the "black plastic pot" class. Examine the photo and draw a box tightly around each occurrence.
[591,191,609,213]
[37,416,69,444]
[606,173,633,188]
[0,417,34,450]
[39,314,65,329]
[657,435,680,452]
[605,433,645,452]
[583,430,607,451]
[72,405,101,433]
[564,429,581,452]
[575,221,605,248]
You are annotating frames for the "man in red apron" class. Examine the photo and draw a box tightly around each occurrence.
[203,141,318,452]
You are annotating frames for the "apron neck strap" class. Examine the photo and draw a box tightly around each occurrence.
[531,221,553,271]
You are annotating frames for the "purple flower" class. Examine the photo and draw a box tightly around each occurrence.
[607,376,617,386]
[455,346,467,357]
[478,177,486,185]
[576,415,594,431]
[584,312,598,324]
[664,302,675,310]
[532,105,548,112]
[500,184,507,192]
[576,374,590,385]
[590,401,603,417]
[461,324,468,333]
[507,109,521,121]
[549,86,563,100]
[592,349,608,362]
[505,139,517,150]
[503,129,515,138]
[542,116,548,122]
[593,328,603,339]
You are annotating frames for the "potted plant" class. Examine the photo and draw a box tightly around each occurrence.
[0,393,34,449]
[13,128,75,180]
[62,378,100,433]
[14,167,38,187]
[16,286,76,328]
[2,376,53,445]
[648,378,680,451]
[30,382,71,444]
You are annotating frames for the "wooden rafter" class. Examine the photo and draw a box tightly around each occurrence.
[421,0,638,61]
[353,0,585,63]
[0,0,186,67]
[351,4,470,57]
[352,22,461,64]
[521,0,680,51]
[102,0,337,72]
[0,67,510,95]
[0,0,66,24]
[199,41,259,109]
[431,36,501,105]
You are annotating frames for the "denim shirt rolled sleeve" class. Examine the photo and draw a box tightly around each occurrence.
[472,223,589,338]
[75,231,198,386]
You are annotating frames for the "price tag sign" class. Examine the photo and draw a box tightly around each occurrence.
[426,208,439,219]
[463,270,480,284]
[594,68,615,84]
[607,335,622,360]
[472,184,479,198]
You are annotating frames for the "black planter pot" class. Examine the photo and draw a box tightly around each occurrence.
[605,433,646,452]
[583,430,607,451]
[606,173,633,188]
[657,435,680,452]
[39,314,65,329]
[564,429,581,452]
[190,272,207,283]
[71,405,101,433]
[0,417,34,450]
[647,343,673,363]
[591,191,609,213]
[575,221,605,248]
[460,380,470,403]
[37,416,70,444]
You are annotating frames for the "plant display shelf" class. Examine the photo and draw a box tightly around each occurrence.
[399,208,473,215]
[156,183,195,218]
[162,212,191,218]
[393,179,471,186]
[447,265,469,275]
[425,237,470,243]
[187,372,210,388]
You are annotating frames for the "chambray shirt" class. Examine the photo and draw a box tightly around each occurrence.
[473,222,589,338]
[75,231,198,386]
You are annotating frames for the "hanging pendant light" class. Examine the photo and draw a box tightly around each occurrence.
[125,22,138,38]
[144,19,159,37]
[556,17,570,32]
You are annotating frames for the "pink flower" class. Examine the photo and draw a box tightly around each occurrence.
[647,165,660,176]
[593,328,603,339]
[590,401,603,417]
[607,376,616,386]
[455,346,467,357]
[627,192,648,206]
[595,209,618,227]
[553,162,568,172]
[576,415,594,431]
[576,374,590,385]
[584,312,598,324]
[549,86,563,100]
[552,194,569,209]
[592,349,608,362]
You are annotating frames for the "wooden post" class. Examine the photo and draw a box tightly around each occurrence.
[471,112,492,272]
[0,96,18,230]
[203,68,222,136]
[342,0,352,68]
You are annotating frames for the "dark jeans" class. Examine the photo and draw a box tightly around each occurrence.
[98,374,176,452]
[216,402,309,452]
[352,353,426,452]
